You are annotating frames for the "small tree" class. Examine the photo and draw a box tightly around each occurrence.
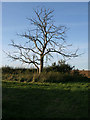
[6,7,80,74]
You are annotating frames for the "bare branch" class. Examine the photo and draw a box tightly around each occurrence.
[43,49,79,58]
[9,40,40,55]
[6,7,81,73]
[18,34,43,52]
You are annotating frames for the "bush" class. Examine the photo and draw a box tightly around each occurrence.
[36,72,70,83]
[43,72,63,83]
[63,73,73,82]
[35,71,89,83]
[40,72,61,83]
[73,69,80,75]
[45,64,74,73]
[2,66,89,83]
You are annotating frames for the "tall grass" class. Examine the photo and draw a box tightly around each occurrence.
[2,66,89,83]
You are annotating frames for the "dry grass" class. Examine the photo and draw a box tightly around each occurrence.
[79,70,90,78]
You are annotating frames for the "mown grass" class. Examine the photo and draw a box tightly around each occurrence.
[2,80,89,119]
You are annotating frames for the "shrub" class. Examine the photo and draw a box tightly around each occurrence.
[36,72,64,83]
[73,69,80,75]
[45,63,74,73]
[35,71,89,83]
[58,64,73,73]
[63,73,73,82]
[2,66,89,83]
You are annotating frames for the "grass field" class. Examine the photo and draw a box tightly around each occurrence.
[2,80,89,119]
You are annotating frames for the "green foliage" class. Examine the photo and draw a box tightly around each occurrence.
[45,60,74,73]
[44,65,73,73]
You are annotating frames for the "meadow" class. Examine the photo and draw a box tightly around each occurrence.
[2,67,90,119]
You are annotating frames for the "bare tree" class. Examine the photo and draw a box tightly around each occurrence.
[6,7,80,74]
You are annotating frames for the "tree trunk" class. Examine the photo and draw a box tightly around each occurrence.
[39,56,43,74]
[37,68,39,74]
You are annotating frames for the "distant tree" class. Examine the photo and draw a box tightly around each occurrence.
[6,7,80,74]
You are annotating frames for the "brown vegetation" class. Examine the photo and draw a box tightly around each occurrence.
[79,70,90,78]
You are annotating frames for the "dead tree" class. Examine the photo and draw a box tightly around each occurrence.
[6,8,80,74]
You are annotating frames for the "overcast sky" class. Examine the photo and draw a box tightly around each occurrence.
[2,2,88,70]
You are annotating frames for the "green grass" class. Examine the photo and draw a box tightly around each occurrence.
[2,80,89,119]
